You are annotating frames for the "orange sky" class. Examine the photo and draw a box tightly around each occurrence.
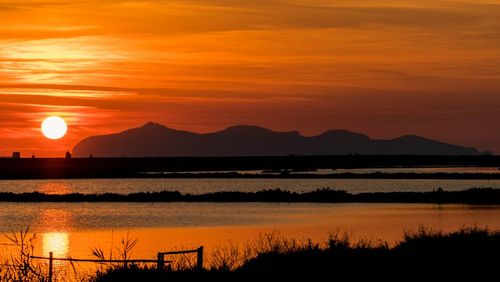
[1,0,499,156]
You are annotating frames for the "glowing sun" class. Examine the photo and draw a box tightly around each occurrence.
[41,116,67,140]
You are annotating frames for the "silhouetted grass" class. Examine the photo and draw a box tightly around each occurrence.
[1,188,500,204]
[0,227,47,281]
[4,227,496,281]
[91,227,500,281]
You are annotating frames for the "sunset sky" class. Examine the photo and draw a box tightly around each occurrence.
[1,0,499,156]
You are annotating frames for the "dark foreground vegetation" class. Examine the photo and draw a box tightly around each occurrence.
[2,188,500,204]
[3,227,498,281]
[92,227,500,281]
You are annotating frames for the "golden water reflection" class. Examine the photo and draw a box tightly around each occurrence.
[37,209,72,258]
[38,182,72,194]
[42,232,69,258]
[38,209,72,230]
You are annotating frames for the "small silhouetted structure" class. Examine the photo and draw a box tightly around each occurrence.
[89,154,93,159]
[65,151,72,159]
[30,246,203,280]
[32,154,36,159]
[12,152,21,159]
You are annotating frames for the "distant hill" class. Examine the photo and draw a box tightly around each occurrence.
[72,122,479,157]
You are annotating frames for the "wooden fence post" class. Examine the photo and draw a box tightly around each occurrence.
[196,246,203,271]
[48,252,53,282]
[157,252,164,271]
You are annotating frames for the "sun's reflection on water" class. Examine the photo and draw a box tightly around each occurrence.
[38,182,72,194]
[42,232,69,258]
[38,209,72,258]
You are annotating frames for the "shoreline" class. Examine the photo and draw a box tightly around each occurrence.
[0,155,499,179]
[0,171,499,180]
[0,188,499,204]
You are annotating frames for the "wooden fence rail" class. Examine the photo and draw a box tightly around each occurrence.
[157,246,203,271]
[30,246,203,282]
[30,255,161,263]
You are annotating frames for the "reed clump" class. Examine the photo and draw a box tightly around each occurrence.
[92,227,500,281]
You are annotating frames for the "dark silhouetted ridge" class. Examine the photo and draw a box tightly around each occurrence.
[72,122,479,157]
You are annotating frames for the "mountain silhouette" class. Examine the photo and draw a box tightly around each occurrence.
[72,122,479,157]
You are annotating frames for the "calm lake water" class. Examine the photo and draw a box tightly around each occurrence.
[0,178,499,194]
[0,175,499,280]
[1,202,500,259]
